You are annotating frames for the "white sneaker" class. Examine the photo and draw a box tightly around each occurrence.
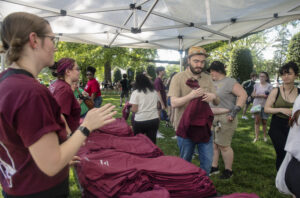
[241,116,248,120]
[253,138,258,143]
[264,137,267,142]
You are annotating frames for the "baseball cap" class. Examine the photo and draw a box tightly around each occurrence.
[188,46,208,58]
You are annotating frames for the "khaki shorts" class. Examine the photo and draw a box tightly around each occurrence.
[212,114,238,146]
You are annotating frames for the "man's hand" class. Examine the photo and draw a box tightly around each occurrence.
[189,88,205,99]
[202,92,216,102]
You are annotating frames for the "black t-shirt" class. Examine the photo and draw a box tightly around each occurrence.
[120,79,129,91]
[242,79,255,96]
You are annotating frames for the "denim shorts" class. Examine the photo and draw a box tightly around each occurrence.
[255,107,269,120]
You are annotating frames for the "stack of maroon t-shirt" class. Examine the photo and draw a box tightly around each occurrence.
[97,118,134,137]
[78,133,163,158]
[76,119,216,198]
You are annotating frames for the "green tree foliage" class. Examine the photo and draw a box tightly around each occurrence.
[52,42,103,85]
[272,25,291,70]
[113,68,122,83]
[165,65,180,78]
[127,48,157,78]
[127,68,135,81]
[146,65,156,80]
[287,31,300,67]
[135,66,145,77]
[230,47,253,83]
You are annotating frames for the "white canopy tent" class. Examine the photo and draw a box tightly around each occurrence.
[0,0,300,71]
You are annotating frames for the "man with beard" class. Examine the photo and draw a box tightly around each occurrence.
[168,46,219,175]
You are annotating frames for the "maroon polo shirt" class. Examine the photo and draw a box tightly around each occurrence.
[0,69,69,196]
[84,78,101,97]
[49,80,81,132]
[154,77,167,107]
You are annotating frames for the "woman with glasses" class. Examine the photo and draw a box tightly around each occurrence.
[84,66,102,108]
[0,12,116,197]
[251,72,273,143]
[49,58,82,135]
[265,62,299,170]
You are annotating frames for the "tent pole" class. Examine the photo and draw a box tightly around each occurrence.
[1,53,5,72]
[178,35,183,72]
[179,51,183,72]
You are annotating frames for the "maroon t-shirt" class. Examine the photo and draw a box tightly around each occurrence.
[154,77,167,107]
[49,80,81,132]
[0,69,69,196]
[84,78,101,97]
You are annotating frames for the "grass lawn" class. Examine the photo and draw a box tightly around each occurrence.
[0,93,289,198]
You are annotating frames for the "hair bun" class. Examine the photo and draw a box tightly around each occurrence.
[10,38,23,49]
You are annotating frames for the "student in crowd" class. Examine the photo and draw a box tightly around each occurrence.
[72,81,89,118]
[49,58,81,134]
[120,74,129,107]
[241,72,257,120]
[209,61,247,179]
[251,72,273,143]
[129,74,160,144]
[168,46,219,175]
[84,66,102,107]
[0,12,116,197]
[166,72,177,127]
[154,67,167,111]
[265,62,299,170]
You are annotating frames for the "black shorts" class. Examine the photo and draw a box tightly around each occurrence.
[121,90,129,98]
[285,157,300,197]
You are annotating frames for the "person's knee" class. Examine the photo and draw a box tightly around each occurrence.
[218,145,230,152]
[254,119,260,125]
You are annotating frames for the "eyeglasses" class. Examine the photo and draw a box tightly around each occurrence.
[73,67,81,71]
[38,34,59,48]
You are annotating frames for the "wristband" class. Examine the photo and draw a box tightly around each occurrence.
[228,106,241,118]
[78,126,90,137]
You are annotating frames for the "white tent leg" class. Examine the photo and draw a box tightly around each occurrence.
[179,52,183,72]
[1,54,5,72]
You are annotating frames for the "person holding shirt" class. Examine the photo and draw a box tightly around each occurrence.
[251,72,273,143]
[0,12,116,197]
[84,66,102,107]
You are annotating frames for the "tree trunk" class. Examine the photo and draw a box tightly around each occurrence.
[104,60,112,83]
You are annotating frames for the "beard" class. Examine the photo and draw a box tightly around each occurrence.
[189,64,202,75]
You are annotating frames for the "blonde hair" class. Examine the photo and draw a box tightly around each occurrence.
[1,12,49,65]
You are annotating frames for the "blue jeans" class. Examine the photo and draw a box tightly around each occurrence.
[94,96,102,108]
[177,135,213,175]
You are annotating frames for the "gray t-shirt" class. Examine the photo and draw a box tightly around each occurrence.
[210,77,237,110]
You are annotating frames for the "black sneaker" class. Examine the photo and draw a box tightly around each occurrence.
[209,167,220,176]
[219,169,233,179]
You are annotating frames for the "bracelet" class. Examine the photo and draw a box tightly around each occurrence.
[77,126,90,137]
[228,106,241,118]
